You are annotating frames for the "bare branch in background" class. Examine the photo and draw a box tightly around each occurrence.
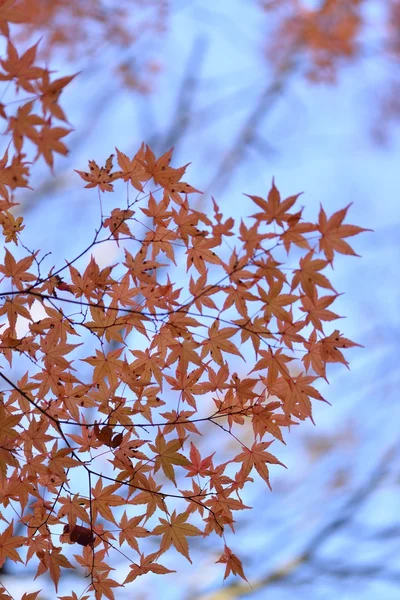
[155,36,208,153]
[206,57,297,194]
[189,444,398,599]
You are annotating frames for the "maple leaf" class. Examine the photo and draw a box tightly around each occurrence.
[130,348,164,388]
[165,339,203,376]
[239,219,274,256]
[114,146,149,191]
[130,475,166,520]
[21,416,54,456]
[82,347,124,389]
[280,215,316,253]
[35,123,71,170]
[37,72,77,121]
[0,403,20,447]
[302,329,328,379]
[124,552,175,584]
[85,306,125,344]
[285,373,326,420]
[204,490,250,534]
[0,40,43,92]
[0,209,24,243]
[90,572,119,600]
[201,321,243,366]
[0,1,26,37]
[75,154,119,192]
[40,335,81,369]
[5,101,45,153]
[319,329,362,366]
[189,271,218,313]
[21,593,41,600]
[277,312,306,349]
[0,293,31,333]
[143,146,200,197]
[251,402,296,442]
[0,521,25,566]
[252,347,294,387]
[246,179,301,226]
[149,430,189,484]
[291,250,335,299]
[59,593,90,600]
[73,545,112,576]
[119,511,149,553]
[47,444,81,479]
[183,442,214,477]
[35,547,74,592]
[171,200,211,241]
[222,280,258,319]
[0,248,36,290]
[68,257,116,301]
[216,545,248,581]
[63,524,94,547]
[123,248,167,285]
[186,236,222,274]
[103,208,134,243]
[91,480,125,525]
[257,280,298,322]
[234,441,285,490]
[163,365,205,409]
[152,510,202,563]
[233,315,274,355]
[317,204,371,262]
[212,197,235,242]
[300,291,342,332]
[161,409,201,439]
[140,191,172,223]
[57,493,90,529]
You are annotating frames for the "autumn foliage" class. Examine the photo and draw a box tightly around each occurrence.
[0,3,371,599]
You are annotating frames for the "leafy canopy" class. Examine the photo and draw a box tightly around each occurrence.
[0,4,370,599]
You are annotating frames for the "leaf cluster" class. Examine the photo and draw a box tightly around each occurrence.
[0,6,370,599]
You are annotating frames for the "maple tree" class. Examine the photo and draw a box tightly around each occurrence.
[0,3,374,600]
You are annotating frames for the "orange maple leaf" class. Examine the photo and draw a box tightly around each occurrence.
[124,552,175,583]
[186,236,222,274]
[149,430,189,484]
[91,480,125,525]
[119,511,149,553]
[257,280,298,322]
[317,203,371,262]
[0,248,36,290]
[291,250,335,299]
[201,321,243,366]
[234,441,285,490]
[152,510,202,563]
[35,123,71,169]
[37,72,77,121]
[183,442,214,478]
[300,291,341,332]
[319,329,362,366]
[75,154,118,192]
[114,145,149,191]
[246,179,301,226]
[0,40,43,92]
[0,521,25,566]
[216,545,248,581]
[35,547,73,592]
[252,347,294,387]
[103,208,134,243]
[143,146,200,197]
